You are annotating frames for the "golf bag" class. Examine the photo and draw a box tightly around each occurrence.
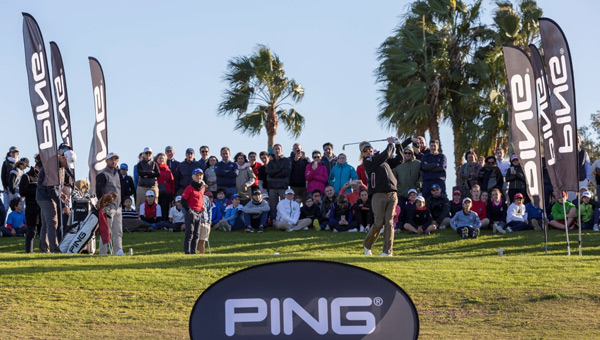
[59,198,98,254]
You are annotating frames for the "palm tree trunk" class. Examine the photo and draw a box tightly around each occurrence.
[266,105,278,150]
[428,111,440,147]
[451,122,464,185]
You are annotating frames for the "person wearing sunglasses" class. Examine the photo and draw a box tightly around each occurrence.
[392,146,421,208]
[136,147,160,209]
[306,151,328,196]
[477,155,504,195]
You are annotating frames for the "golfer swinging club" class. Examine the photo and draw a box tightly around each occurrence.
[362,137,398,256]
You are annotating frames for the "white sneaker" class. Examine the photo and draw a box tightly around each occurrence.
[506,227,513,233]
[593,225,599,232]
[364,226,370,233]
[359,226,365,233]
[438,225,446,230]
[394,228,401,234]
[379,252,392,257]
[492,223,498,234]
[496,225,506,234]
[364,247,372,256]
[115,250,124,256]
[347,228,358,233]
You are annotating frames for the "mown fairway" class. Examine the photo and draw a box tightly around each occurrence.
[1,228,599,340]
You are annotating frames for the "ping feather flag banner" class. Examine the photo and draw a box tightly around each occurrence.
[50,42,74,150]
[88,57,108,195]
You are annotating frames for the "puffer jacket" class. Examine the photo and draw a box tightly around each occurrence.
[266,156,291,190]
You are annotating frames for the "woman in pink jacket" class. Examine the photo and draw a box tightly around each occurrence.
[305,150,329,195]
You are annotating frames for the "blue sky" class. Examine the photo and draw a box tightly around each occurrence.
[1,0,598,186]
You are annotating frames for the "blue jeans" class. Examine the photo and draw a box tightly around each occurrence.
[243,212,268,228]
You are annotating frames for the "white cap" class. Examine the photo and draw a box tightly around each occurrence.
[407,189,418,195]
[582,191,592,198]
[143,147,152,153]
[415,195,425,202]
[462,197,472,204]
[175,195,182,202]
[64,150,77,169]
[106,152,119,160]
[285,188,295,195]
[146,190,155,197]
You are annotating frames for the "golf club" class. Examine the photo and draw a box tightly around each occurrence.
[342,138,389,151]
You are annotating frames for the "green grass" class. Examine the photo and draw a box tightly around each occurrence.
[1,228,599,339]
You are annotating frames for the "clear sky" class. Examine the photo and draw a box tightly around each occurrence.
[1,0,597,187]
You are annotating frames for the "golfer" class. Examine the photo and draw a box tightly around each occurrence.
[362,137,399,256]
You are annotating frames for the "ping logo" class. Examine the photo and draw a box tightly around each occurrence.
[548,52,574,155]
[190,260,419,340]
[31,48,53,151]
[225,297,376,336]
[53,70,70,146]
[509,70,539,196]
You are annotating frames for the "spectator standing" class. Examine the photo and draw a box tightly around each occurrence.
[20,159,41,252]
[234,152,256,205]
[165,145,180,175]
[393,146,421,207]
[133,152,142,189]
[156,153,175,220]
[95,152,123,255]
[457,150,481,197]
[420,140,447,198]
[289,144,309,200]
[2,146,18,210]
[136,147,160,208]
[204,156,218,194]
[257,151,270,194]
[478,156,504,195]
[328,153,358,195]
[320,142,338,175]
[362,138,398,257]
[215,147,238,198]
[198,145,210,171]
[305,150,328,195]
[174,148,201,196]
[506,154,528,203]
[266,144,291,212]
[248,152,262,191]
[119,163,136,207]
[7,158,28,201]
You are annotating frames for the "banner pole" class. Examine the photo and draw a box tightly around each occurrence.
[578,191,582,256]
[543,209,548,255]
[563,199,570,256]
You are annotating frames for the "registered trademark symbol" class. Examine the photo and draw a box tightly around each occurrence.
[525,67,529,73]
[559,48,564,55]
[373,297,383,306]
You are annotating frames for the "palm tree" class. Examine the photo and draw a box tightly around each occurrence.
[218,45,305,149]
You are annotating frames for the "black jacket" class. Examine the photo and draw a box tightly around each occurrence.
[137,160,160,188]
[426,194,450,223]
[289,154,309,187]
[363,143,397,195]
[19,167,39,204]
[266,156,291,190]
[175,159,202,193]
[120,173,136,204]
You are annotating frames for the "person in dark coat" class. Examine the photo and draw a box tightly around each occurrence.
[119,163,136,208]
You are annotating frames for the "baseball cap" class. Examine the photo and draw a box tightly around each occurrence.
[514,193,524,199]
[143,147,152,153]
[105,152,119,160]
[175,196,182,202]
[510,154,518,161]
[192,168,203,175]
[285,188,295,195]
[9,146,19,153]
[120,163,128,170]
[165,145,174,152]
[146,190,155,197]
[462,197,472,204]
[453,189,461,195]
[407,189,418,195]
[58,142,72,151]
[582,191,591,198]
[205,191,213,197]
[64,150,77,169]
[186,148,195,154]
[231,194,240,200]
[252,190,262,196]
[415,195,425,202]
[431,184,441,190]
[359,141,372,151]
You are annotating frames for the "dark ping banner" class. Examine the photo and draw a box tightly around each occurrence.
[502,45,544,210]
[539,17,578,192]
[50,42,73,149]
[88,57,108,195]
[22,13,59,186]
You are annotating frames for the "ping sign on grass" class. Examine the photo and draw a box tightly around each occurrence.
[189,260,419,339]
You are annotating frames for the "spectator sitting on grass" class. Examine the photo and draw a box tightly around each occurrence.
[505,193,532,232]
[426,184,450,230]
[487,188,508,234]
[168,196,185,232]
[205,192,222,225]
[525,201,544,231]
[1,198,27,237]
[352,189,373,233]
[446,189,463,229]
[320,185,337,230]
[403,195,435,235]
[241,190,270,233]
[469,184,490,229]
[450,197,481,239]
[139,190,168,230]
[213,188,229,218]
[300,195,321,231]
[549,192,577,230]
[577,191,600,231]
[328,194,358,233]
[340,180,367,206]
[121,197,151,232]
[274,189,312,232]
[399,189,418,228]
[213,194,244,231]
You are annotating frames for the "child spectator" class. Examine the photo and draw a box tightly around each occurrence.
[470,184,490,229]
[275,189,312,232]
[549,192,577,230]
[139,190,168,230]
[487,188,508,234]
[352,189,373,233]
[426,184,450,230]
[578,191,600,230]
[300,196,322,231]
[445,189,463,229]
[205,192,222,224]
[403,196,435,234]
[506,193,531,232]
[320,185,337,230]
[450,197,481,239]
[525,201,544,231]
[214,188,230,218]
[121,197,150,232]
[399,189,418,228]
[2,198,27,237]
[181,168,210,254]
[213,194,244,231]
[168,196,185,232]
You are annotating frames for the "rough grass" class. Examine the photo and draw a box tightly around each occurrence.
[1,228,599,339]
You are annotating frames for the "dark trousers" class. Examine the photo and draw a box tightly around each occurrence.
[24,201,41,253]
[507,220,532,231]
[159,193,173,221]
[38,199,60,253]
[184,211,201,254]
[331,220,358,232]
[243,212,268,228]
[354,209,374,226]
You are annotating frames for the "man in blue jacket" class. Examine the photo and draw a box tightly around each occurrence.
[421,139,447,199]
[215,147,237,199]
